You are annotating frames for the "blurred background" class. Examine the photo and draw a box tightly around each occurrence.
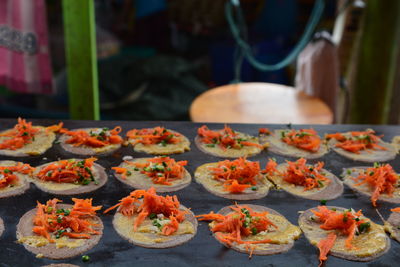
[0,0,399,125]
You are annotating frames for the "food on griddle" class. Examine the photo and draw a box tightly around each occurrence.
[264,158,343,200]
[195,125,264,158]
[0,118,62,156]
[59,127,123,156]
[112,156,191,192]
[259,128,328,159]
[342,163,400,206]
[17,198,103,259]
[30,158,107,195]
[197,204,301,257]
[326,129,396,162]
[126,126,190,155]
[194,157,272,200]
[299,206,389,265]
[104,187,197,248]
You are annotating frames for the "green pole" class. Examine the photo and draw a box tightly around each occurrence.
[349,0,400,124]
[62,0,100,120]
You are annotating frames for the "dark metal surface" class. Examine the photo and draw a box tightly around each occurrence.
[0,119,399,267]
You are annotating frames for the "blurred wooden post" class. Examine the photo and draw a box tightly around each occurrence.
[62,0,100,120]
[349,0,400,124]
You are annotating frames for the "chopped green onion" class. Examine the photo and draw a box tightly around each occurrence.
[358,222,370,233]
[82,255,90,262]
[320,199,327,205]
[251,228,258,235]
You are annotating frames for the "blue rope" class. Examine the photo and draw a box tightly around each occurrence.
[226,0,325,81]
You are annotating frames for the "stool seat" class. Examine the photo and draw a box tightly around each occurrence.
[190,83,333,124]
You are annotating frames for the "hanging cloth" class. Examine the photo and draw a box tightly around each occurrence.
[295,32,339,118]
[0,0,53,94]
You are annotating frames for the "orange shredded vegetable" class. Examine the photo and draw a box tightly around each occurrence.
[36,158,98,185]
[60,126,123,148]
[0,163,34,188]
[113,156,187,185]
[104,187,187,236]
[263,158,330,191]
[280,129,321,152]
[197,125,263,150]
[312,206,371,249]
[317,232,336,267]
[326,130,387,154]
[352,163,398,207]
[32,198,102,242]
[209,157,261,193]
[196,204,277,257]
[311,206,371,264]
[258,128,271,135]
[45,122,64,133]
[126,126,181,146]
[391,207,400,213]
[0,118,55,150]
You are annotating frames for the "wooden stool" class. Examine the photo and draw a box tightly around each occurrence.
[190,83,333,124]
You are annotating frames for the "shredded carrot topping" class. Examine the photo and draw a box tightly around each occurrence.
[262,158,330,191]
[280,129,321,152]
[196,204,277,257]
[326,130,387,154]
[208,157,261,193]
[391,207,400,213]
[311,206,371,265]
[352,163,398,207]
[112,156,187,185]
[197,125,263,150]
[126,126,181,146]
[104,187,187,236]
[0,163,34,188]
[45,122,64,133]
[0,118,61,150]
[317,232,336,267]
[32,198,102,242]
[60,126,123,148]
[36,158,99,185]
[258,128,271,135]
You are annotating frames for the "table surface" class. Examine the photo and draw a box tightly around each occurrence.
[0,119,399,267]
[190,83,334,124]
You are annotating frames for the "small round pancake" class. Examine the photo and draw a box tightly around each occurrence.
[342,167,400,205]
[0,217,4,238]
[267,163,343,200]
[385,211,400,243]
[59,128,122,156]
[194,163,272,200]
[195,130,263,158]
[0,126,56,157]
[259,129,328,159]
[112,204,197,248]
[29,161,108,195]
[0,160,30,198]
[128,129,190,155]
[114,158,191,192]
[211,204,300,255]
[327,132,396,162]
[16,204,103,259]
[299,206,390,262]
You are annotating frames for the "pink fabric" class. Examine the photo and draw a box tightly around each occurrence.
[0,0,53,94]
